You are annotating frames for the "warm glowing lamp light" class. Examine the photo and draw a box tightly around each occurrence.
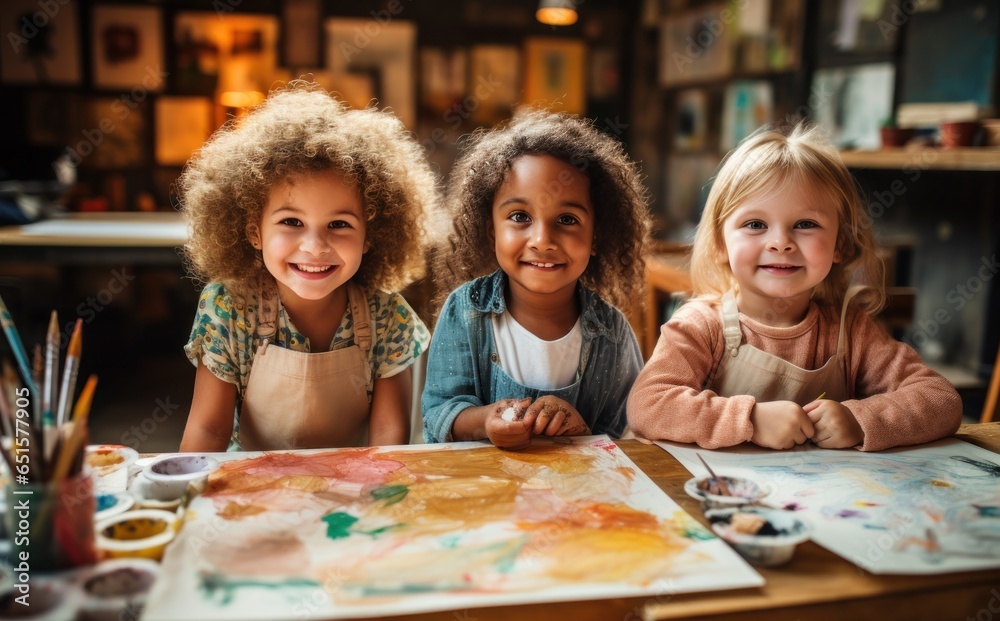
[218,90,264,109]
[536,0,578,26]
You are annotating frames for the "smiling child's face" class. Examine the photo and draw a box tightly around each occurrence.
[255,169,368,307]
[721,179,841,325]
[489,154,595,304]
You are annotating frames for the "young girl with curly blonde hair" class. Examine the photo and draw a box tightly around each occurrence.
[179,82,438,452]
[422,109,653,449]
[628,123,961,451]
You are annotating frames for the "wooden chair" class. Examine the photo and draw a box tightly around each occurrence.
[981,342,1000,423]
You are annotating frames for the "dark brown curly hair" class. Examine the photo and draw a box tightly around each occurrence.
[433,108,652,314]
[179,81,439,298]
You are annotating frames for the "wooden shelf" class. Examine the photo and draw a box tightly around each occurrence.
[840,147,1000,171]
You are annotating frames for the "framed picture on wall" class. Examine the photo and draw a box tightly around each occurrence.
[325,18,416,128]
[155,96,214,166]
[174,12,282,97]
[523,38,586,115]
[91,5,164,91]
[468,45,520,125]
[281,0,323,68]
[659,4,733,87]
[0,0,81,85]
[78,97,148,169]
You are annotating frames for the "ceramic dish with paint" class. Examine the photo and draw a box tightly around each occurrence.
[684,475,771,506]
[128,473,184,512]
[96,509,179,561]
[94,492,135,523]
[706,507,811,567]
[80,558,162,621]
[85,445,140,494]
[141,454,220,501]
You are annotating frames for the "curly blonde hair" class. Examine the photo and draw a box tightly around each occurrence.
[433,108,652,314]
[691,122,886,314]
[179,81,439,298]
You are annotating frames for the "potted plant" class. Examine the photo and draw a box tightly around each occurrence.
[880,118,914,149]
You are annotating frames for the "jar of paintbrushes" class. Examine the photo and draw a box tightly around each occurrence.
[0,299,99,570]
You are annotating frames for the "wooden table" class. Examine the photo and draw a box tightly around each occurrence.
[384,423,1000,621]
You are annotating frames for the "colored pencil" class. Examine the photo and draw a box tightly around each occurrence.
[56,319,82,427]
[0,294,37,395]
[815,391,827,401]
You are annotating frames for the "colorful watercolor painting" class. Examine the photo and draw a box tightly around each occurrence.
[143,437,762,619]
[657,439,1000,574]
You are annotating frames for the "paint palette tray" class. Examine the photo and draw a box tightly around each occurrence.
[684,476,772,506]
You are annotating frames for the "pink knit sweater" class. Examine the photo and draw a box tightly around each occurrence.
[627,299,963,452]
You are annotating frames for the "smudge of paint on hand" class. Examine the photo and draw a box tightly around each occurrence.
[322,512,359,539]
[371,484,409,506]
[501,406,519,422]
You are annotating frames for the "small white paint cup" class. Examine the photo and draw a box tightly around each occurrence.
[141,454,220,501]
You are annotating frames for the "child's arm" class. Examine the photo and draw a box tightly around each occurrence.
[627,304,757,448]
[838,311,962,451]
[180,363,237,452]
[368,370,412,446]
[421,291,487,442]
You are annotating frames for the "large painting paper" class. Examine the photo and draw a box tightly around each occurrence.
[144,437,762,619]
[657,439,1000,574]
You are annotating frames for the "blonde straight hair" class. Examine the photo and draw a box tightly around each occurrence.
[690,122,887,314]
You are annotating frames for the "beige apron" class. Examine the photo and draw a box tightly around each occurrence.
[239,282,372,450]
[709,287,861,405]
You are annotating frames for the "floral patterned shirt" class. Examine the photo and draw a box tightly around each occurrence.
[185,282,430,406]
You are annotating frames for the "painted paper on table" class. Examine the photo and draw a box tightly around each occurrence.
[143,437,762,619]
[656,439,1000,574]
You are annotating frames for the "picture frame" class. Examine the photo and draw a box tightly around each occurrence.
[468,45,520,125]
[25,90,81,146]
[523,38,586,115]
[420,47,467,118]
[659,4,733,87]
[155,96,215,166]
[78,96,148,169]
[811,63,894,150]
[174,12,281,97]
[325,18,416,128]
[280,0,323,69]
[91,4,164,91]
[0,0,81,85]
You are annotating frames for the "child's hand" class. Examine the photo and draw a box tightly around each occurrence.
[803,399,864,449]
[525,396,591,436]
[485,398,533,449]
[749,401,815,450]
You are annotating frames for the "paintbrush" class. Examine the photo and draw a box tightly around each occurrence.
[698,453,733,497]
[42,311,59,427]
[47,375,97,497]
[56,319,82,427]
[0,294,37,396]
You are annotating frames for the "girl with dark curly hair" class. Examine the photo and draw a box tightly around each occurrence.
[178,82,439,452]
[422,109,653,449]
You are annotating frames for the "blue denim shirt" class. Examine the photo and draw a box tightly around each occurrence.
[422,270,643,442]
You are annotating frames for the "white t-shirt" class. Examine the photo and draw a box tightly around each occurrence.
[490,311,582,390]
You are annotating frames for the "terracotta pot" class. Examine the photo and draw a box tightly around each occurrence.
[880,127,915,148]
[939,121,979,149]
